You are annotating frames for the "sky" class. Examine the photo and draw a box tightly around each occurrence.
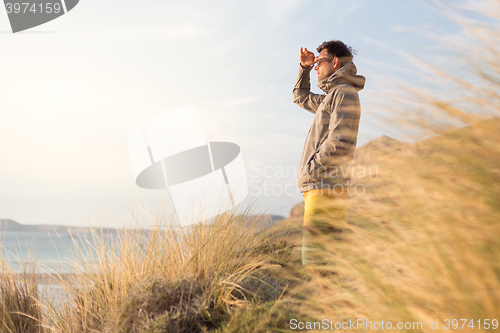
[0,0,466,228]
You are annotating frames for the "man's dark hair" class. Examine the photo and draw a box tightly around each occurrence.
[317,40,357,67]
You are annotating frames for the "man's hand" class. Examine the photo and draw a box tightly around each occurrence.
[300,47,316,67]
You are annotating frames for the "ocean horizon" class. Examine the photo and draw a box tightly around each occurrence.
[0,230,112,275]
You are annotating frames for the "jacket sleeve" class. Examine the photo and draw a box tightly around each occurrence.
[293,64,324,114]
[310,86,361,172]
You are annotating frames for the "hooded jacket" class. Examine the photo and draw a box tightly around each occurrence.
[293,61,365,193]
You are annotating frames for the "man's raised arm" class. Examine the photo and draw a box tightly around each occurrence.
[293,47,324,114]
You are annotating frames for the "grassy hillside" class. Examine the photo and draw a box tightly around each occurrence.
[1,120,499,333]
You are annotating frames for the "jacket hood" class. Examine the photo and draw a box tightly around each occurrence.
[318,61,365,93]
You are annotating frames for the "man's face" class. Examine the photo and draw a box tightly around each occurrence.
[314,49,339,81]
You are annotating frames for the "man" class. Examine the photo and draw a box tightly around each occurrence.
[293,40,365,265]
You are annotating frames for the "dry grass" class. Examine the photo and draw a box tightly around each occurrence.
[1,206,306,333]
[38,211,303,333]
[0,260,45,333]
[292,116,500,332]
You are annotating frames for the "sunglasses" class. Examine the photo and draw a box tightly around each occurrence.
[316,57,333,67]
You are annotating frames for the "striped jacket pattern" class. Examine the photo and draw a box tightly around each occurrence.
[293,61,365,193]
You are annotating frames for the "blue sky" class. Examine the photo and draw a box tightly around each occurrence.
[0,0,469,227]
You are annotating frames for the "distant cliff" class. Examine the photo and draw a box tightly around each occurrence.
[0,219,116,233]
[0,215,285,233]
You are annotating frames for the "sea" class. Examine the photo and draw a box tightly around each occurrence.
[0,231,104,274]
[0,230,119,306]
